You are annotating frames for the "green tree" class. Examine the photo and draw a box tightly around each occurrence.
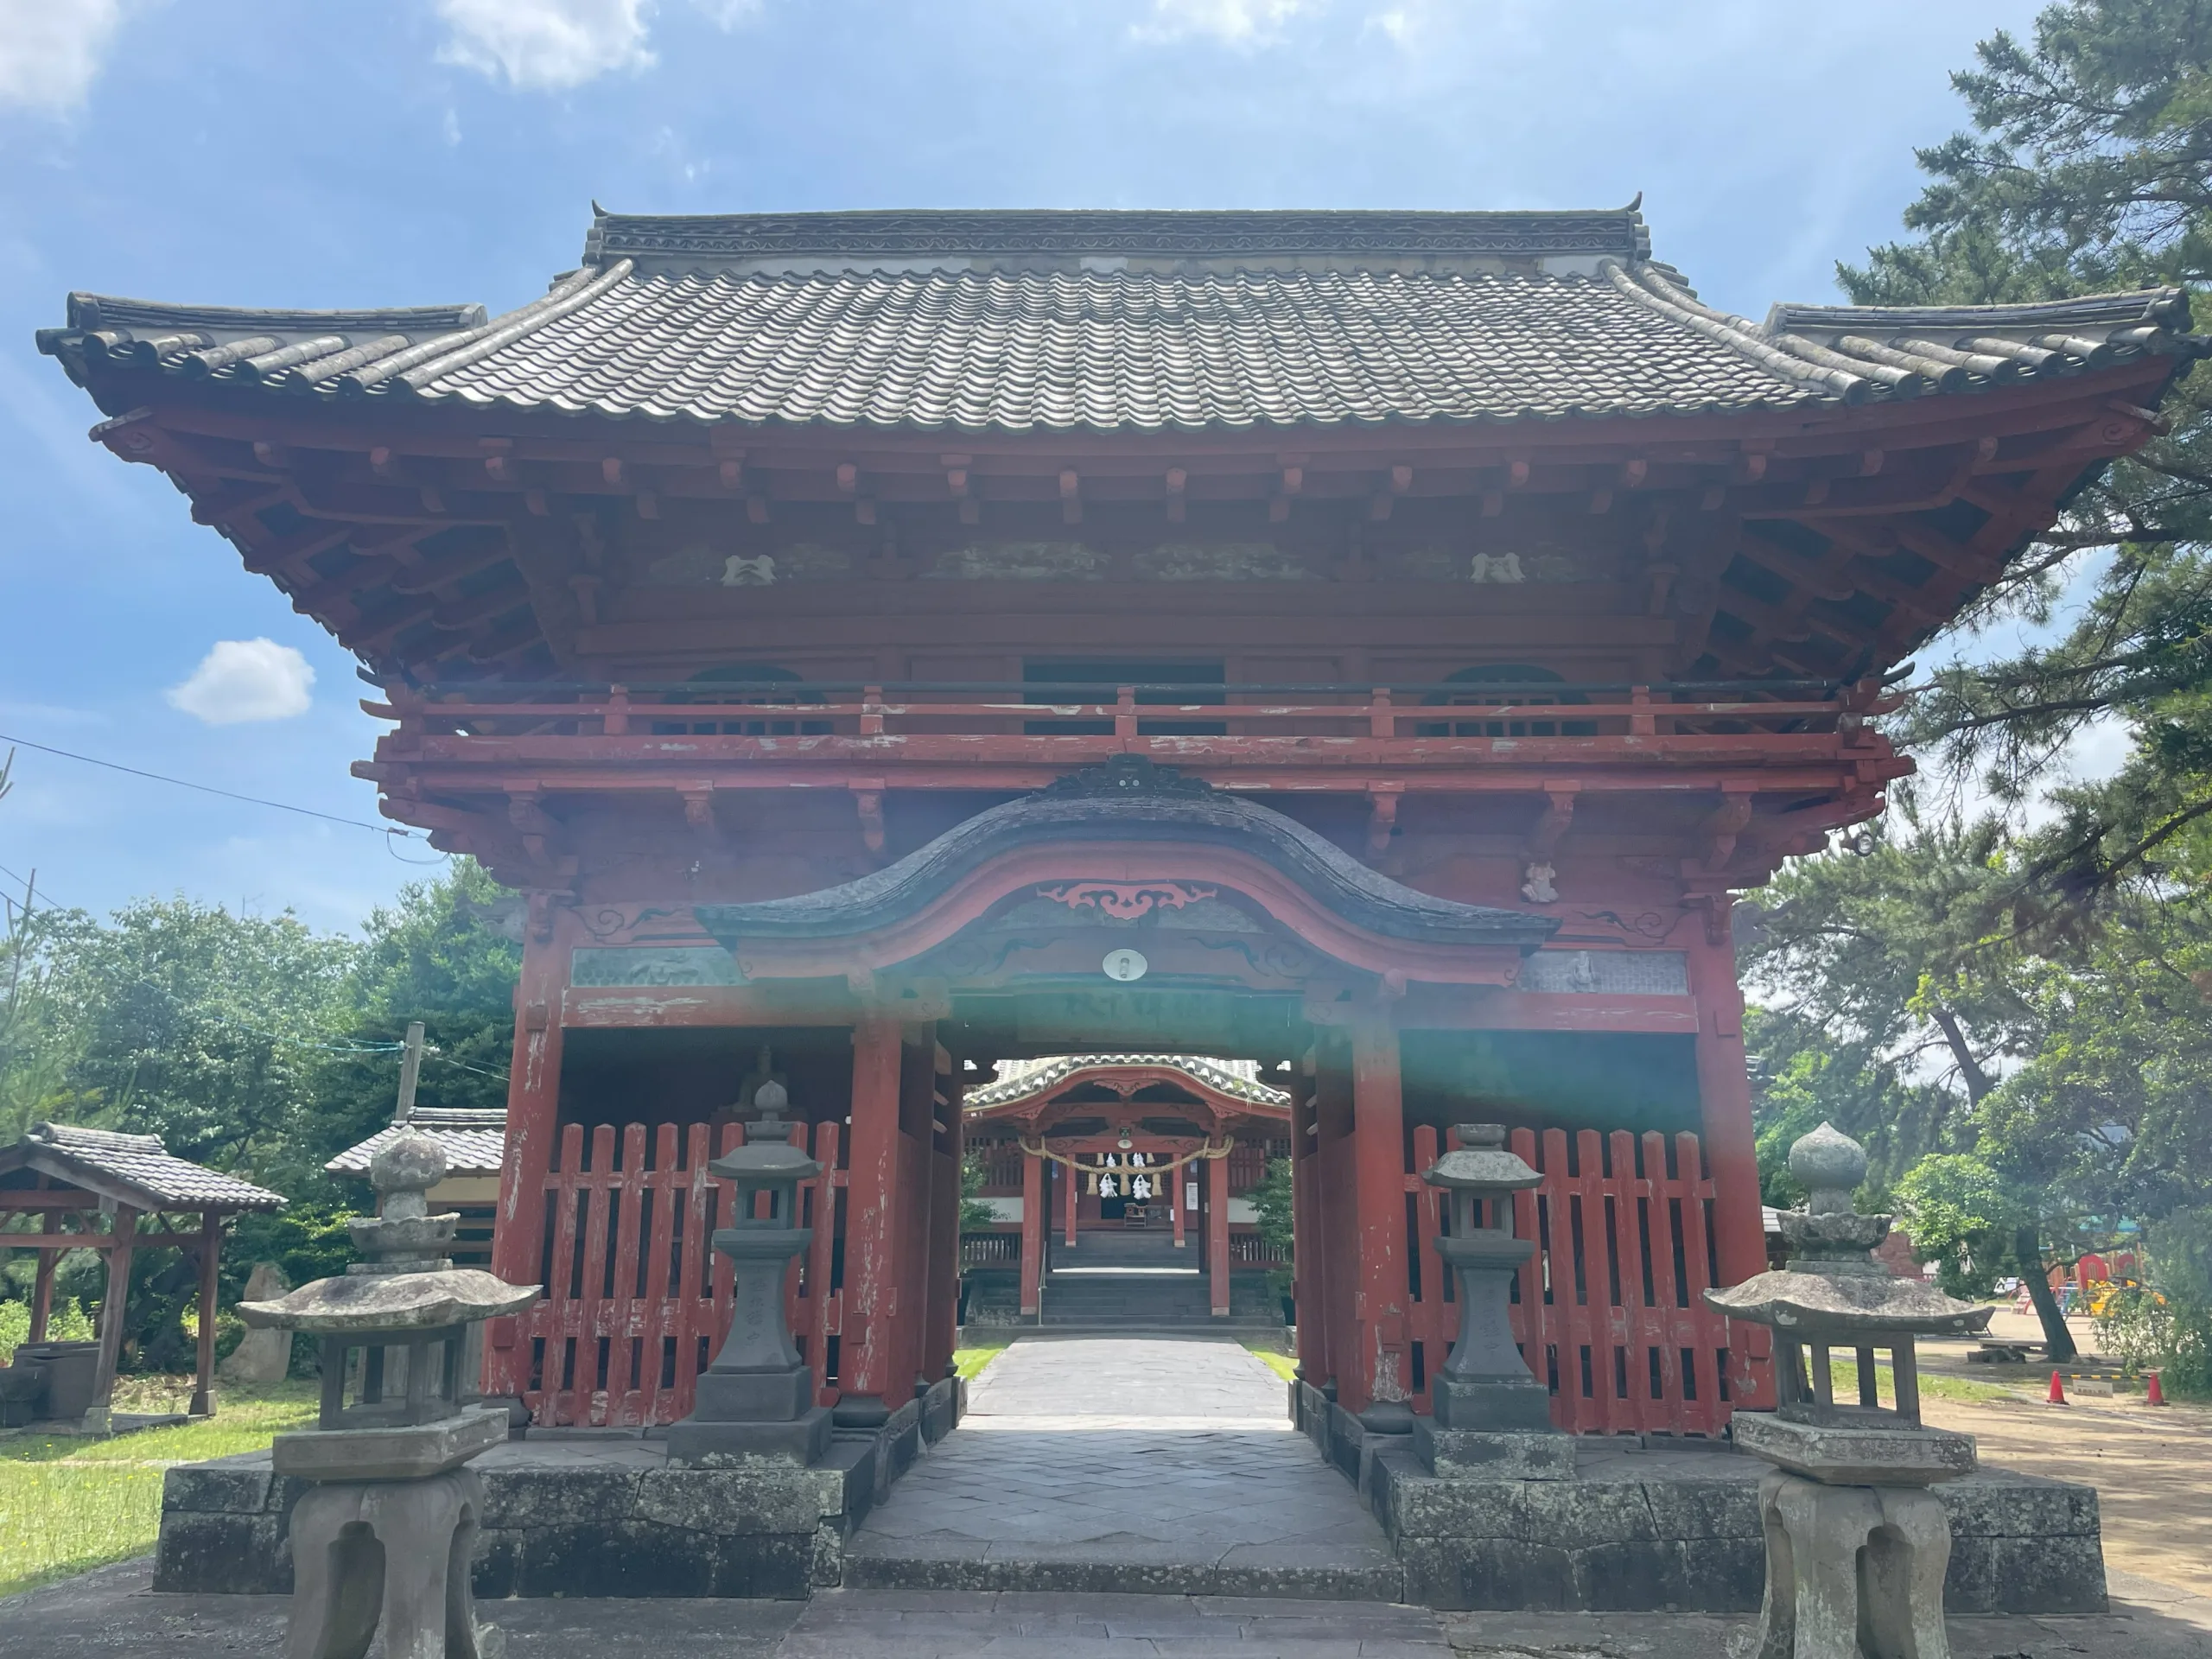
[957,1150,999,1235]
[1249,1156,1294,1265]
[295,861,518,1201]
[1840,0,2212,882]
[1741,819,2107,1357]
[48,896,359,1172]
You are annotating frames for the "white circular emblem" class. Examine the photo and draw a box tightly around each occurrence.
[1101,949,1149,982]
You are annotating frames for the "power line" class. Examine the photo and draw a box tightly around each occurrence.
[429,1052,510,1084]
[0,733,427,839]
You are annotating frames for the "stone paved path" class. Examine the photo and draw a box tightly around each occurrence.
[11,1560,2211,1657]
[846,1333,1403,1596]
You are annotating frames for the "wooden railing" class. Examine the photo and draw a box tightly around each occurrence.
[961,1232,1020,1268]
[1230,1232,1289,1265]
[371,680,1863,747]
[487,1119,844,1430]
[1397,1124,1753,1437]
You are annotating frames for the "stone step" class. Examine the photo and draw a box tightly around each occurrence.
[1035,1315,1284,1332]
[842,1536,1407,1601]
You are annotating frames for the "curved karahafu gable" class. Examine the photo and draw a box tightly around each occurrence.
[693,760,1557,982]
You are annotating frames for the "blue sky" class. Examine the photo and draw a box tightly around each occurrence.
[0,0,2048,934]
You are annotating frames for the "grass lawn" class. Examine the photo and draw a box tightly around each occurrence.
[1239,1334,1298,1383]
[0,1376,316,1600]
[951,1338,1012,1380]
[1823,1356,2021,1408]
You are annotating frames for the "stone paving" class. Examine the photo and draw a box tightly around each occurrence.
[10,1561,2211,1656]
[844,1333,1403,1595]
[13,1332,2212,1652]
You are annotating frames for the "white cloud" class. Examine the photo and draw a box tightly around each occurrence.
[435,0,657,89]
[165,640,315,726]
[435,0,757,88]
[1133,0,1317,46]
[0,0,124,114]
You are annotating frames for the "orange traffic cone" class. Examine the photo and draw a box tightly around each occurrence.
[2048,1370,2069,1404]
[2147,1371,2167,1407]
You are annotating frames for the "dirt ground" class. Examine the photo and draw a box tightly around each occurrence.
[1916,1316,2212,1599]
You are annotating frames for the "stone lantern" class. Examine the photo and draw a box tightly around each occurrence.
[1706,1122,1994,1659]
[238,1129,539,1659]
[1415,1125,1570,1478]
[666,1079,834,1465]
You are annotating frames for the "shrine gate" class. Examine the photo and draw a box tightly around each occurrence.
[42,203,2196,1440]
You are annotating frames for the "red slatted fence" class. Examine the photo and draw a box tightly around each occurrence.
[1404,1126,1739,1438]
[493,1119,846,1428]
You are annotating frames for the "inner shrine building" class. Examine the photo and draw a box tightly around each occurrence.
[41,204,2194,1436]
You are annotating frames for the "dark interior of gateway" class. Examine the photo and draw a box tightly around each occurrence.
[551,990,1703,1141]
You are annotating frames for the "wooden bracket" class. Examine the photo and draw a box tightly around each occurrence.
[853,780,887,856]
[681,787,718,846]
[1525,786,1578,861]
[1364,783,1403,859]
[1699,787,1757,872]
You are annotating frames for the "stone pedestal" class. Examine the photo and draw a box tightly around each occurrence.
[285,1467,500,1659]
[1751,1470,1951,1659]
[666,1402,835,1465]
[1413,1417,1575,1479]
[1429,1370,1554,1433]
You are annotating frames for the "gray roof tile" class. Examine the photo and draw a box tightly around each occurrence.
[966,1054,1292,1113]
[325,1109,508,1178]
[11,1122,286,1210]
[38,208,2198,435]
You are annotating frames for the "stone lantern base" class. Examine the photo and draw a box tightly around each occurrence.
[1413,1418,1575,1480]
[666,1363,833,1466]
[665,1407,835,1466]
[1429,1371,1556,1433]
[287,1467,501,1659]
[1751,1470,1952,1659]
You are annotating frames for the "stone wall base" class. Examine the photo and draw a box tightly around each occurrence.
[1290,1380,2107,1616]
[156,1376,964,1600]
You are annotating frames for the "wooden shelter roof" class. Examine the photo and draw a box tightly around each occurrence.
[0,1122,285,1213]
[965,1053,1292,1114]
[37,207,2197,433]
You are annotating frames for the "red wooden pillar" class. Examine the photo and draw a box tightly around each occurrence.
[839,1014,905,1419]
[1063,1147,1078,1248]
[1019,1145,1045,1316]
[486,899,571,1399]
[1313,1046,1356,1395]
[1171,1160,1186,1249]
[1348,1017,1410,1419]
[191,1211,221,1417]
[923,1046,961,1382]
[1688,912,1776,1407]
[1206,1142,1231,1317]
[1287,1068,1325,1382]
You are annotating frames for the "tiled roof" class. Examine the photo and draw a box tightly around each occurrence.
[10,1122,286,1211]
[325,1107,508,1178]
[37,207,2196,435]
[965,1054,1293,1113]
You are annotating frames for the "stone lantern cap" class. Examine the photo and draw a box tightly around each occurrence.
[1704,1122,1992,1338]
[709,1138,822,1183]
[238,1127,539,1336]
[1422,1124,1541,1192]
[238,1267,541,1337]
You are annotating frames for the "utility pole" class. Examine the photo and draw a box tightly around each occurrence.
[392,1021,426,1124]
